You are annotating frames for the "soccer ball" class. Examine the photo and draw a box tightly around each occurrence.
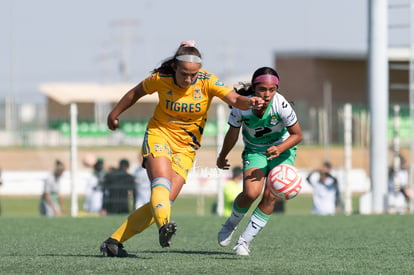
[267,164,302,200]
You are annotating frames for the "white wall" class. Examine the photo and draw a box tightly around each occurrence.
[0,168,370,196]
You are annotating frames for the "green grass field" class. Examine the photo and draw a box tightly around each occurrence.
[0,195,413,274]
[1,214,413,274]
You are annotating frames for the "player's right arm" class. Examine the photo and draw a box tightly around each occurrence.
[222,90,264,110]
[58,194,66,215]
[43,192,59,215]
[216,125,240,170]
[107,82,147,130]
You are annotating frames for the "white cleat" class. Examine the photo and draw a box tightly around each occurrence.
[233,238,250,256]
[218,220,237,247]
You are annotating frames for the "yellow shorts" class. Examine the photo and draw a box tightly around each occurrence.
[142,127,195,180]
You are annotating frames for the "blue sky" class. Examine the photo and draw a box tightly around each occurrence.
[0,0,368,103]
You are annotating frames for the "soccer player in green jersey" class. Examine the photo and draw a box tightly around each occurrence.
[216,67,303,255]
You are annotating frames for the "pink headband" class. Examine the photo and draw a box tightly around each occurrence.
[180,40,196,47]
[253,74,279,85]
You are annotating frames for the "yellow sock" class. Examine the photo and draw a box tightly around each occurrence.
[111,202,155,243]
[150,177,171,229]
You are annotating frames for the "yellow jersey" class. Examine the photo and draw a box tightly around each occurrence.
[142,69,232,151]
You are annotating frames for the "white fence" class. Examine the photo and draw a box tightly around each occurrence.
[0,168,370,196]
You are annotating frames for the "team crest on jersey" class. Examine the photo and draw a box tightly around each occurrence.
[214,80,225,86]
[270,115,279,125]
[193,88,202,100]
[167,90,173,95]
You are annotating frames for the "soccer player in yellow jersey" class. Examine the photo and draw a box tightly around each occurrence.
[100,40,265,257]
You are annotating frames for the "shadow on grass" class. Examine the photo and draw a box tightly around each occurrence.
[143,249,233,256]
[37,250,236,260]
[141,249,239,259]
[40,253,141,259]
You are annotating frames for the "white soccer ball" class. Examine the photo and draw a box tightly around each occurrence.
[267,164,302,200]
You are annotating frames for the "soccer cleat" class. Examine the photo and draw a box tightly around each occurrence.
[100,237,129,257]
[233,238,250,256]
[218,219,237,247]
[159,221,177,248]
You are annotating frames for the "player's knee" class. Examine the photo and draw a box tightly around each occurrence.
[151,177,172,191]
[241,189,261,203]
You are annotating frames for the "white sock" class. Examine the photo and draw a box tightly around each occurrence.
[240,208,269,244]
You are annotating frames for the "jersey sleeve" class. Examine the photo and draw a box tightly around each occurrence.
[228,107,242,128]
[141,73,160,95]
[277,94,298,127]
[207,73,233,99]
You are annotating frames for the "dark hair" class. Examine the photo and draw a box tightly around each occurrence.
[389,154,407,175]
[234,67,280,96]
[94,158,104,171]
[54,159,64,175]
[323,161,332,169]
[119,159,130,168]
[55,159,64,167]
[152,44,202,75]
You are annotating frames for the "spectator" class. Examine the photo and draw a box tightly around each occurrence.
[39,160,66,217]
[306,161,340,215]
[83,158,106,214]
[223,166,243,217]
[101,159,135,215]
[134,155,151,209]
[388,155,413,214]
[273,199,285,214]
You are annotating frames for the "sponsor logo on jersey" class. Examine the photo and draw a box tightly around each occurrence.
[164,144,172,155]
[165,100,201,113]
[254,127,272,138]
[286,110,297,123]
[154,144,163,153]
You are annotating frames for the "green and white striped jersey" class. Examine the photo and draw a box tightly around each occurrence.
[228,93,297,153]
